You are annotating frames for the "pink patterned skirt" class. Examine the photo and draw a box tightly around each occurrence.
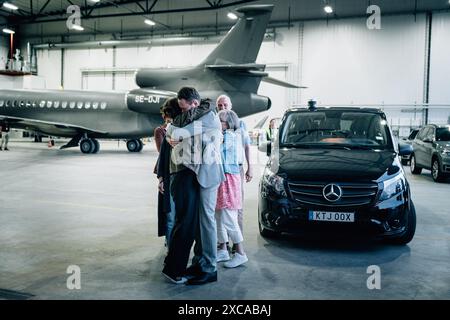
[216,173,242,210]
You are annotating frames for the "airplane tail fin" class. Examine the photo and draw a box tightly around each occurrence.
[201,4,274,65]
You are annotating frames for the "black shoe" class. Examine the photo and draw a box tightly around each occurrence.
[4,148,8,151]
[162,270,187,284]
[186,271,217,285]
[184,264,203,279]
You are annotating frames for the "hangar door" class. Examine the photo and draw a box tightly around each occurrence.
[81,70,138,92]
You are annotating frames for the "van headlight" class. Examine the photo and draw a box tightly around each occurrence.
[262,167,287,197]
[379,174,406,201]
[442,149,450,156]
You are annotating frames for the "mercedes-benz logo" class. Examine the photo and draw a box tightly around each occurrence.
[323,184,343,202]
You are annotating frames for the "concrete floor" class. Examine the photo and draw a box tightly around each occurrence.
[0,140,449,300]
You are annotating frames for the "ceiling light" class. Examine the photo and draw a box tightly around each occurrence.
[2,28,15,34]
[227,12,238,20]
[324,5,333,14]
[3,2,19,10]
[89,0,101,2]
[144,19,156,26]
[72,25,84,31]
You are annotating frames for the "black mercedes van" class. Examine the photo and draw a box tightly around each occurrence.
[258,107,416,245]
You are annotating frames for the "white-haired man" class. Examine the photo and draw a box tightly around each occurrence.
[216,94,252,240]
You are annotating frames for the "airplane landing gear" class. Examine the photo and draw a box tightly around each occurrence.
[80,138,100,154]
[127,139,143,152]
[92,139,100,154]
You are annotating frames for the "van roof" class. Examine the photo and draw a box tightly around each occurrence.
[287,107,384,114]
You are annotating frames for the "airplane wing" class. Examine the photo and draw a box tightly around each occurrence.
[254,115,269,129]
[0,115,108,136]
[206,63,307,88]
[206,63,266,71]
[261,76,308,89]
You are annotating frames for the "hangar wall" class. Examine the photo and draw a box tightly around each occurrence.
[430,12,450,104]
[429,12,450,125]
[300,15,426,106]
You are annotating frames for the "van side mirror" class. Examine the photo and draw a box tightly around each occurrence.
[398,143,413,156]
[258,141,272,156]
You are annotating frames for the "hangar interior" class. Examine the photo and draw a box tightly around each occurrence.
[0,0,449,300]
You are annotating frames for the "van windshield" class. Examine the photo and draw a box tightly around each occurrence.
[280,110,393,150]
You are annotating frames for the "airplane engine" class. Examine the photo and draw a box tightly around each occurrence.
[230,92,271,118]
[249,93,272,116]
[126,88,176,114]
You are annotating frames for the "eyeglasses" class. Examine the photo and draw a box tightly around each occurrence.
[218,104,228,107]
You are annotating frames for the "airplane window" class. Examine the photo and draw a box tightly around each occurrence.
[77,102,83,109]
[62,101,68,109]
[40,101,45,108]
[70,102,76,109]
[47,101,53,108]
[31,101,37,108]
[26,101,31,107]
[85,102,91,109]
[6,100,11,107]
[101,102,107,110]
[0,100,4,107]
[54,101,60,108]
[93,102,99,109]
[13,100,19,107]
[20,101,25,107]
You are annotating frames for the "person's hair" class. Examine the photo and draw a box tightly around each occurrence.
[216,94,232,108]
[177,87,201,102]
[218,110,240,131]
[160,97,182,119]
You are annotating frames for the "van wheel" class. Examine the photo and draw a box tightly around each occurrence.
[410,155,422,174]
[432,158,447,182]
[389,202,416,245]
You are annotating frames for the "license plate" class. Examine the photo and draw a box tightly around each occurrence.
[309,211,355,223]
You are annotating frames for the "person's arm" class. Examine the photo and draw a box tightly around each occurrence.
[240,121,253,182]
[171,112,219,141]
[173,100,214,127]
[153,127,164,153]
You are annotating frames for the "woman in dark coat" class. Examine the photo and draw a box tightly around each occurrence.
[155,98,182,247]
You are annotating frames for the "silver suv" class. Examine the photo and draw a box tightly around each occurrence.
[410,125,450,182]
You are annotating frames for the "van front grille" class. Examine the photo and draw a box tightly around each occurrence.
[287,181,378,207]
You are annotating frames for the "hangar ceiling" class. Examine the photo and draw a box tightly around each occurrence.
[1,0,450,39]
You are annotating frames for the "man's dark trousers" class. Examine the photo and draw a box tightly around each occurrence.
[163,169,200,278]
